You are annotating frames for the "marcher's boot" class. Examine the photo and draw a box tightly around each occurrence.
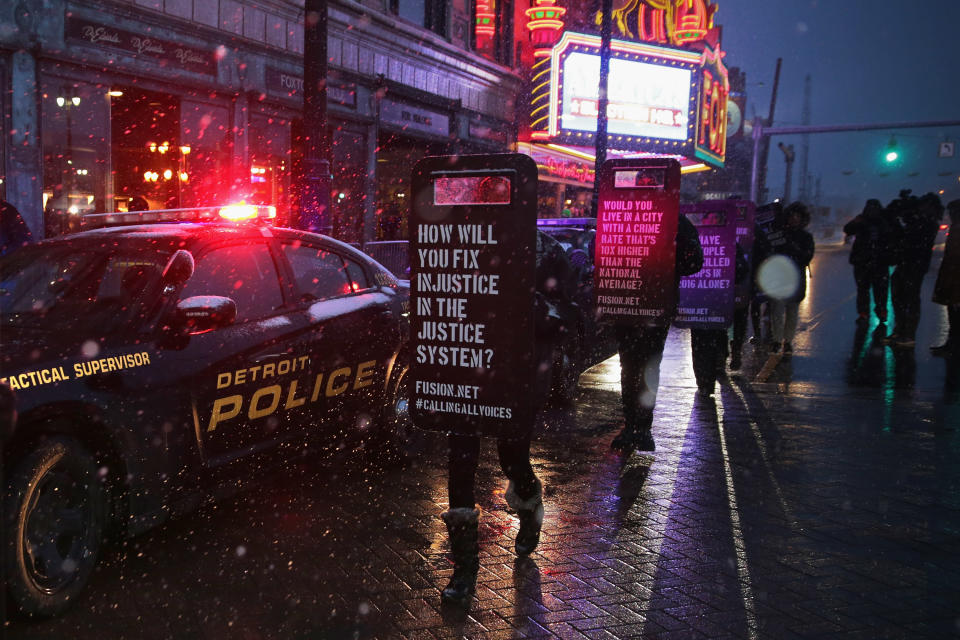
[931,341,954,357]
[611,411,655,452]
[505,479,544,556]
[440,507,480,606]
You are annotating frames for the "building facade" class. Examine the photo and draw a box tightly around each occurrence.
[0,0,522,242]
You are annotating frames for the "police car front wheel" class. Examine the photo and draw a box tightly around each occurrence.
[4,436,106,617]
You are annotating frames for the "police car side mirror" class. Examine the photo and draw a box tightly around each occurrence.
[175,296,237,335]
[161,250,195,291]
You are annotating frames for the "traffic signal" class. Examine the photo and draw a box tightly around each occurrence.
[884,136,899,164]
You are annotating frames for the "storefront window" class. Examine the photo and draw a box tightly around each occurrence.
[329,127,366,243]
[375,133,450,240]
[109,88,181,212]
[473,0,513,65]
[392,0,447,37]
[41,78,109,235]
[1,59,6,202]
[180,100,231,210]
[249,113,292,226]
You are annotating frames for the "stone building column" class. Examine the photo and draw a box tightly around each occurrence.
[8,49,43,237]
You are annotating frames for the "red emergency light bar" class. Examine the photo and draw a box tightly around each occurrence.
[82,204,277,229]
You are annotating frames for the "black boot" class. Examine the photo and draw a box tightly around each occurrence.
[505,479,543,556]
[613,408,655,452]
[611,422,655,452]
[440,507,480,606]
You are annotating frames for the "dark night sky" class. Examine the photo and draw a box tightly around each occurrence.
[717,0,960,215]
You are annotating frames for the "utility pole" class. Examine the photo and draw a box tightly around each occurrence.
[778,142,795,202]
[750,119,960,203]
[755,58,782,204]
[799,74,811,201]
[300,0,332,235]
[591,0,613,218]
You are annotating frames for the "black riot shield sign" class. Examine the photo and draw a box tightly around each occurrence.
[409,154,538,438]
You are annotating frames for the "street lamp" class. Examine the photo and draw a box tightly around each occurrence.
[55,87,82,232]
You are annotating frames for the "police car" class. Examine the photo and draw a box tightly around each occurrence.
[536,218,618,384]
[0,205,411,616]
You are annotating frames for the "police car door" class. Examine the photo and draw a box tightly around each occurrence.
[173,239,301,467]
[278,238,398,449]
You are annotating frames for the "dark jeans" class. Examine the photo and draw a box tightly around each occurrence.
[750,299,768,343]
[447,433,538,509]
[732,305,749,353]
[853,262,889,319]
[615,324,670,431]
[891,264,926,339]
[691,329,727,388]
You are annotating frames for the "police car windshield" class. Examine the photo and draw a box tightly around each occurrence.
[0,244,169,328]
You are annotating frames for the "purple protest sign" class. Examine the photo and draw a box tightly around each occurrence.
[675,201,738,329]
[732,200,756,308]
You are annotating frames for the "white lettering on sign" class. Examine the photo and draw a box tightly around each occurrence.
[381,100,449,136]
[81,26,121,45]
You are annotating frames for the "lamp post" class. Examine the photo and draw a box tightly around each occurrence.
[178,145,191,207]
[591,0,613,218]
[56,88,81,233]
[299,0,333,235]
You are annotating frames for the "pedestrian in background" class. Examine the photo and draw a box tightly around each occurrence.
[769,201,815,354]
[692,244,748,394]
[931,200,960,356]
[0,200,33,256]
[730,222,770,370]
[887,192,943,347]
[843,199,894,325]
[612,214,702,451]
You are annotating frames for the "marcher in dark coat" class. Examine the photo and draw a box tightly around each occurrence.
[887,192,943,347]
[931,200,960,356]
[844,199,893,324]
[440,231,567,606]
[769,202,815,354]
[691,244,749,395]
[611,214,702,452]
[1,200,34,257]
[730,223,771,369]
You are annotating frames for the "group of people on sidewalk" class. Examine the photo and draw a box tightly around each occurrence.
[843,190,957,354]
[440,198,821,607]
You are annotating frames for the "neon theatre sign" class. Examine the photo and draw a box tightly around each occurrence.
[523,1,728,167]
[602,0,718,46]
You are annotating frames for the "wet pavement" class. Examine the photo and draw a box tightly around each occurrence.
[6,244,960,639]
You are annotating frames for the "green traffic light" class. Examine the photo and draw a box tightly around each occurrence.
[885,150,899,163]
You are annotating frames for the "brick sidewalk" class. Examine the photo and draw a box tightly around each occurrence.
[9,328,959,639]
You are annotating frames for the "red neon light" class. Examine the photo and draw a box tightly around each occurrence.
[674,0,708,44]
[476,0,495,37]
[527,0,566,51]
[695,46,729,163]
[605,0,716,46]
[637,6,668,44]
